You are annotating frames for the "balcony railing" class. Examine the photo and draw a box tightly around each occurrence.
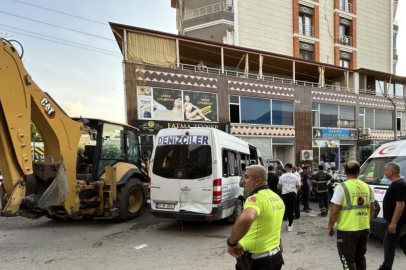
[298,24,315,38]
[178,63,356,93]
[184,2,233,20]
[339,0,353,14]
[339,35,352,46]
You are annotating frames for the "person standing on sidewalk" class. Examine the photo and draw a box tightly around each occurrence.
[267,165,280,195]
[278,163,300,232]
[327,161,375,270]
[378,162,406,270]
[312,164,331,217]
[227,165,285,270]
[302,166,312,213]
[293,166,302,219]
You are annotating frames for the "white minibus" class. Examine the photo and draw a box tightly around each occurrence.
[149,127,261,222]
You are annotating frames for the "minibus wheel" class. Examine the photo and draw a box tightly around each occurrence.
[228,199,243,223]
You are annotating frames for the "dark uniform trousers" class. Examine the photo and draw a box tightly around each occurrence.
[337,229,369,270]
[317,192,329,215]
[235,252,283,270]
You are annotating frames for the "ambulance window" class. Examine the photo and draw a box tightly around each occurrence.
[359,156,406,186]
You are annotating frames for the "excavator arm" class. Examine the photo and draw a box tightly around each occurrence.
[0,39,83,217]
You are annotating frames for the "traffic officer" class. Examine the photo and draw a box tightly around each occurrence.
[327,160,375,270]
[312,164,331,216]
[227,165,285,270]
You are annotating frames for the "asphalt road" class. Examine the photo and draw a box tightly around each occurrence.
[0,202,404,270]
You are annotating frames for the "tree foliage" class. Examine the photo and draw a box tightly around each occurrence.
[31,123,43,142]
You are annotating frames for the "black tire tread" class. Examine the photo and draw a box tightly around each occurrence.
[115,178,146,221]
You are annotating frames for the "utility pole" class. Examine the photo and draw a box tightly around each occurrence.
[384,75,397,141]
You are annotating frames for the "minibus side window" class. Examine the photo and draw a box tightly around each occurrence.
[222,149,238,177]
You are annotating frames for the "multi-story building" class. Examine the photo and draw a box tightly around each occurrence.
[172,0,399,74]
[110,22,406,170]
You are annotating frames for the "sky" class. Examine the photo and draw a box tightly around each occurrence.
[0,0,405,123]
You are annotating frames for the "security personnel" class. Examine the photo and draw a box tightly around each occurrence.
[227,165,285,270]
[312,164,331,216]
[327,161,375,270]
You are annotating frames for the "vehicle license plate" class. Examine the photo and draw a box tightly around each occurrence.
[156,203,175,209]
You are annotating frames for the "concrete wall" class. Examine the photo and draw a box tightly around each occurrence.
[357,0,392,73]
[319,0,335,65]
[237,0,293,56]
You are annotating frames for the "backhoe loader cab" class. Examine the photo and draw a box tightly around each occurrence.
[0,38,148,221]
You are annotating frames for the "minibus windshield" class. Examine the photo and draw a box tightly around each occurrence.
[359,156,406,186]
[152,145,212,179]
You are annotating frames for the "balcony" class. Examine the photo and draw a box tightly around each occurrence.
[184,2,233,21]
[338,35,352,47]
[339,0,353,14]
[298,24,315,38]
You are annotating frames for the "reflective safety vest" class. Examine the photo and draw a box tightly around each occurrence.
[336,179,371,231]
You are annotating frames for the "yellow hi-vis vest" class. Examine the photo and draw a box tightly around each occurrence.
[336,179,371,231]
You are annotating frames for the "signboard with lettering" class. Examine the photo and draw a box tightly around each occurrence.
[137,86,218,122]
[313,128,357,140]
[157,135,209,145]
[131,120,226,135]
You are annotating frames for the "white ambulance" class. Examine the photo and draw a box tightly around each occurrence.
[149,127,261,222]
[359,140,406,238]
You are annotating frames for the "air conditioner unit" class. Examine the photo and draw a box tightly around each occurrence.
[364,128,371,135]
[340,36,349,44]
[301,150,313,161]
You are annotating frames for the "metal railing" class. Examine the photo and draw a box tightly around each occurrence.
[339,0,353,13]
[339,35,352,46]
[299,24,315,37]
[178,63,356,93]
[184,2,233,20]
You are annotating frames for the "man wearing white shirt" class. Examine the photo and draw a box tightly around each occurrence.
[278,163,301,232]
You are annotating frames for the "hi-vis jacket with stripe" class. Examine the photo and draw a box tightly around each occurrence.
[336,179,372,231]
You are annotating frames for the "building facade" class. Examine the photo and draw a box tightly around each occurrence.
[110,23,406,171]
[172,0,399,74]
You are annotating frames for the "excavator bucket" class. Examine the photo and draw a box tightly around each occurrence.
[23,161,69,209]
[37,164,69,208]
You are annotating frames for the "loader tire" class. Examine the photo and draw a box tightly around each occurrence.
[115,178,146,221]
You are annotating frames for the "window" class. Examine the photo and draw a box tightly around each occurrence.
[340,59,350,68]
[320,104,338,127]
[241,97,270,124]
[98,123,125,177]
[126,130,139,164]
[222,149,239,177]
[388,83,394,98]
[365,108,374,129]
[375,109,393,130]
[339,106,355,128]
[312,104,320,127]
[299,13,312,36]
[375,80,385,96]
[300,50,313,60]
[232,96,293,126]
[399,111,406,131]
[229,95,240,123]
[395,83,404,98]
[272,100,293,125]
[339,0,351,13]
[152,144,212,179]
[339,21,351,46]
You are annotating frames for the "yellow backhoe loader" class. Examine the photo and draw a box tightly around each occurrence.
[0,38,148,221]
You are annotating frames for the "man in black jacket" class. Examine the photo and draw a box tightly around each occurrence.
[312,164,331,217]
[267,165,280,195]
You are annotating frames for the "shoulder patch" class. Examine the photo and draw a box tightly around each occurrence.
[248,196,257,202]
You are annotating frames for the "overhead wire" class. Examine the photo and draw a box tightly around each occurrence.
[0,10,115,42]
[7,0,107,25]
[0,28,122,57]
[0,24,121,55]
